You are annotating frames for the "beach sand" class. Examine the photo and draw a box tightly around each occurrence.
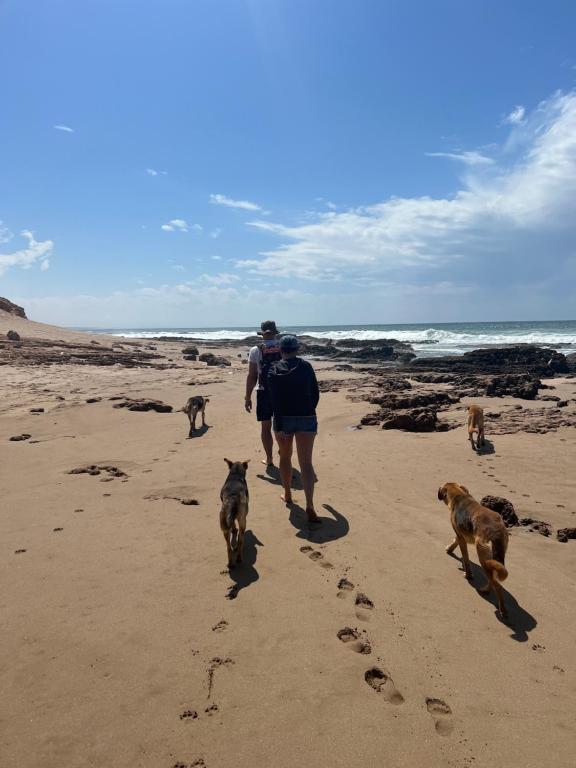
[1,312,576,768]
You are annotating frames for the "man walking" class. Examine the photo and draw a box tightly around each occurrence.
[245,320,282,467]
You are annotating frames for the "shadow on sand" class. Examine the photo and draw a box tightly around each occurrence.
[225,529,262,600]
[475,438,495,456]
[187,424,210,439]
[256,464,303,490]
[289,503,349,544]
[448,552,537,641]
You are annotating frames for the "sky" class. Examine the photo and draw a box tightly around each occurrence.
[1,0,576,328]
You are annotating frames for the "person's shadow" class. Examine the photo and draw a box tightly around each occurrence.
[448,553,537,641]
[289,503,349,544]
[225,529,262,600]
[257,464,303,490]
[187,424,210,439]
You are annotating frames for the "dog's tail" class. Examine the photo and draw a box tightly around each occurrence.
[477,541,508,582]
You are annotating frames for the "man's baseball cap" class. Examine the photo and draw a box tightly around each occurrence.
[279,334,299,351]
[257,320,279,336]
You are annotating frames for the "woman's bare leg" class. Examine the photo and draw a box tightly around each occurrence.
[295,432,319,522]
[275,432,294,504]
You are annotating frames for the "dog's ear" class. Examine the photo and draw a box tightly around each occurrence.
[242,459,250,470]
[224,458,233,468]
[460,484,470,495]
[437,485,447,502]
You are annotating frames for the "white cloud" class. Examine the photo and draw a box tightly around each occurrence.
[53,124,74,133]
[210,193,263,212]
[211,255,222,261]
[146,168,167,176]
[161,219,189,233]
[503,105,526,125]
[0,230,54,276]
[200,272,240,286]
[425,150,494,166]
[40,260,50,272]
[238,91,576,285]
[210,228,222,239]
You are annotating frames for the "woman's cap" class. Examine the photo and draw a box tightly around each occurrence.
[279,334,299,351]
[257,320,279,336]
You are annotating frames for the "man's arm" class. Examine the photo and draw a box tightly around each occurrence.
[245,361,258,412]
[309,364,320,409]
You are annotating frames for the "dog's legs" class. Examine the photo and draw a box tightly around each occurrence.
[458,538,472,579]
[190,405,199,436]
[201,403,206,427]
[476,542,507,617]
[446,537,459,554]
[222,528,233,567]
[236,521,245,565]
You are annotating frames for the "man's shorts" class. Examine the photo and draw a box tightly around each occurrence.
[273,415,318,435]
[256,390,274,422]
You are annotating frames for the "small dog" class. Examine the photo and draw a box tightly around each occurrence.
[220,459,250,568]
[467,405,485,452]
[438,482,509,617]
[183,396,209,437]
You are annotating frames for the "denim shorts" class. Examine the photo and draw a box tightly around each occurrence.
[273,416,318,434]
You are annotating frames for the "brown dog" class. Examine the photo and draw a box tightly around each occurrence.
[220,459,250,568]
[467,405,485,452]
[438,482,509,617]
[183,396,209,437]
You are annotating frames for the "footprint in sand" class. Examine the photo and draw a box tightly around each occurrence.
[337,577,355,599]
[212,620,229,633]
[425,697,454,736]
[179,709,198,721]
[337,627,372,654]
[173,761,205,768]
[204,704,219,716]
[355,592,375,621]
[365,667,404,704]
[300,545,333,569]
[14,549,27,554]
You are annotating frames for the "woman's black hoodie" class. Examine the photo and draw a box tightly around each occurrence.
[267,357,319,418]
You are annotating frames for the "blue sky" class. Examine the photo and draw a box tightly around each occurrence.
[1,0,576,327]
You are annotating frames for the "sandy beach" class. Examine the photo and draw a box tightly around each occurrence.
[2,310,576,768]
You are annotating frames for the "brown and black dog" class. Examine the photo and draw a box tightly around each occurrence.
[220,459,250,568]
[467,405,485,452]
[183,396,209,437]
[438,482,509,617]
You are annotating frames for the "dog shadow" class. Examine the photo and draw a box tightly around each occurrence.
[257,465,304,491]
[289,503,349,544]
[449,554,537,641]
[187,424,210,439]
[225,529,262,600]
[475,438,495,456]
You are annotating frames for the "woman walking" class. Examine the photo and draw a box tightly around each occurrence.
[267,335,320,524]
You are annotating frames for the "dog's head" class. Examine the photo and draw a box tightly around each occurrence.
[224,458,250,476]
[437,482,470,505]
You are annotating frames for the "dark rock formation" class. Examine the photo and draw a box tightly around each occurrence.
[557,528,576,543]
[409,345,568,377]
[518,518,553,537]
[485,374,541,400]
[368,390,455,409]
[0,297,26,318]
[381,407,438,432]
[9,433,31,441]
[112,398,173,413]
[6,330,21,341]
[0,337,171,368]
[565,353,576,372]
[480,495,519,527]
[182,346,199,356]
[199,352,231,367]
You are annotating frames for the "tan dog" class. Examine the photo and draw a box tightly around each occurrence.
[220,459,250,568]
[467,405,485,452]
[183,396,209,437]
[438,482,509,617]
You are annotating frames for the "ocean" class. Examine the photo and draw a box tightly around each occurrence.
[91,320,576,358]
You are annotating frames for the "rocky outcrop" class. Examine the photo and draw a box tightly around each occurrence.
[409,345,568,377]
[6,330,21,341]
[0,337,172,368]
[182,345,199,356]
[381,408,438,432]
[566,353,576,373]
[199,352,231,367]
[367,390,455,409]
[557,528,576,543]
[485,374,541,400]
[0,297,26,318]
[480,495,519,527]
[112,398,173,413]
